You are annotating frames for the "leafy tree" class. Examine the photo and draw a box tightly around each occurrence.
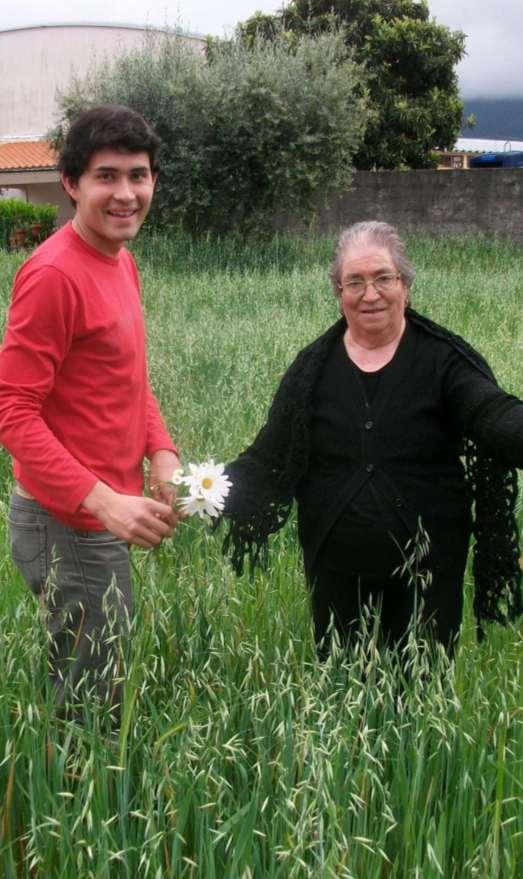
[240,1,466,169]
[53,29,368,235]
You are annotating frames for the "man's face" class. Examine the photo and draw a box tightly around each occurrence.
[61,149,157,257]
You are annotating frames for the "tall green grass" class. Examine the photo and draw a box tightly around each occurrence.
[0,233,521,877]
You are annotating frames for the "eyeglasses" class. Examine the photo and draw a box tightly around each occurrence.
[340,273,401,296]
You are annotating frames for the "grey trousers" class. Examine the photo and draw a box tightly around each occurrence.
[8,492,132,717]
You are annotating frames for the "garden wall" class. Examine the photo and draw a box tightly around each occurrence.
[284,168,522,239]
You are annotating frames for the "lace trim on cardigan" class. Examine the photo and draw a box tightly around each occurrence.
[407,310,521,636]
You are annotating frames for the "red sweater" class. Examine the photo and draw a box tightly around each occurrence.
[0,222,176,530]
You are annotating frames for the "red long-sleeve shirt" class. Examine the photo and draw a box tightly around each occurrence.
[0,222,176,530]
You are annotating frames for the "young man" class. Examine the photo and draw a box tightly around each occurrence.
[0,105,180,716]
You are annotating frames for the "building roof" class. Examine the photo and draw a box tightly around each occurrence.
[0,22,205,41]
[0,140,57,172]
[456,137,523,153]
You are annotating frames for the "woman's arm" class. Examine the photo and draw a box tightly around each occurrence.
[220,347,311,573]
[444,350,523,467]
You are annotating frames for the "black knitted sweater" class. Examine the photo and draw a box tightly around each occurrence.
[222,309,522,637]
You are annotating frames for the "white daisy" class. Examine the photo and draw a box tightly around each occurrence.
[184,460,232,509]
[161,459,233,520]
[178,494,222,521]
[170,468,186,486]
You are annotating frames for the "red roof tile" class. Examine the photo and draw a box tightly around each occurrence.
[0,140,58,172]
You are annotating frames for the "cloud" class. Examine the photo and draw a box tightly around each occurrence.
[430,0,521,97]
[1,0,520,98]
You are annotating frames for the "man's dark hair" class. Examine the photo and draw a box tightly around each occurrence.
[57,104,162,182]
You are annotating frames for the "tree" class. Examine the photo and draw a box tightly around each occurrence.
[53,29,368,235]
[240,1,466,169]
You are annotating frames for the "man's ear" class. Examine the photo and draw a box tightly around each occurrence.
[60,173,78,203]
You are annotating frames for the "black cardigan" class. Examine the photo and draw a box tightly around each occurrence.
[223,311,523,633]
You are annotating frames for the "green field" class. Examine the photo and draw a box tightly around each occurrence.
[0,233,521,878]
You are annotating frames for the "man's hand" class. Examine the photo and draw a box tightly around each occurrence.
[82,481,177,548]
[148,449,182,509]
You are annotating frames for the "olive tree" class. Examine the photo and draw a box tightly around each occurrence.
[54,29,369,235]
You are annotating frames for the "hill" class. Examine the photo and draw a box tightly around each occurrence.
[462,98,523,141]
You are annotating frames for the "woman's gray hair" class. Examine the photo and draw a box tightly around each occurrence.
[329,220,415,296]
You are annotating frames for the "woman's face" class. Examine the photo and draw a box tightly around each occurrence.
[338,240,409,341]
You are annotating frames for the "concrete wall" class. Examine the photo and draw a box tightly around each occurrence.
[3,167,521,240]
[0,24,205,140]
[299,168,522,240]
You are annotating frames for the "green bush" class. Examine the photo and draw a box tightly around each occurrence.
[53,29,369,235]
[0,198,58,250]
[0,198,32,249]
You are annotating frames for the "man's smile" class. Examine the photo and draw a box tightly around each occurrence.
[106,209,138,217]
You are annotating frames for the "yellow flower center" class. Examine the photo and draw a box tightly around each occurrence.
[202,477,213,490]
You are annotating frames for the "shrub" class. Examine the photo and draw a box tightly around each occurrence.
[0,199,58,250]
[53,29,369,236]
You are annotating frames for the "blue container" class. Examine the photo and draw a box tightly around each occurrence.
[470,151,523,168]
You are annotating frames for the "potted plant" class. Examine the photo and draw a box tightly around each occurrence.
[12,225,28,248]
[30,221,44,241]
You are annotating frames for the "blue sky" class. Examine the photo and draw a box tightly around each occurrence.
[2,1,521,98]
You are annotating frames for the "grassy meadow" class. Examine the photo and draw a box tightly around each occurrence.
[0,232,521,878]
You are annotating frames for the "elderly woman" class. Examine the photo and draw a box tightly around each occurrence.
[222,221,523,653]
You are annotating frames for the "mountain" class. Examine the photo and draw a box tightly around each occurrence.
[462,98,523,141]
